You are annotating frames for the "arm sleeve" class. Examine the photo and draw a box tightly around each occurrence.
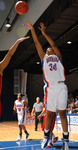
[33,103,35,108]
[41,102,44,107]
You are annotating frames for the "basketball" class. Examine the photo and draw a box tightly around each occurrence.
[15,1,29,15]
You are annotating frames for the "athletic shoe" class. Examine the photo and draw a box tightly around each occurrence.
[16,135,22,141]
[41,136,50,149]
[35,128,37,131]
[47,142,53,148]
[53,136,58,144]
[25,133,29,139]
[61,138,69,150]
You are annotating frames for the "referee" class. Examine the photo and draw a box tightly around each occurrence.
[31,97,44,131]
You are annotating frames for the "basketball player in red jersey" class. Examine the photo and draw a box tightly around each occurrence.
[24,19,69,150]
[0,36,29,120]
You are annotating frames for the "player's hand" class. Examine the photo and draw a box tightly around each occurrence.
[23,19,33,30]
[22,107,25,111]
[13,107,16,110]
[37,115,41,120]
[31,113,33,117]
[38,22,46,34]
[31,112,34,117]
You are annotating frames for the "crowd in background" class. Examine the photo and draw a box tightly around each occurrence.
[66,91,78,114]
[26,95,78,116]
[13,92,78,123]
[26,95,78,119]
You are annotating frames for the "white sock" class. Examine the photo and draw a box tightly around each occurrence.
[44,129,49,133]
[49,140,52,143]
[52,134,55,139]
[63,132,68,135]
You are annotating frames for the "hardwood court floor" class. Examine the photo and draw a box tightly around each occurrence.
[0,121,78,141]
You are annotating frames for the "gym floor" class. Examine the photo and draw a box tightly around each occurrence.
[0,121,78,150]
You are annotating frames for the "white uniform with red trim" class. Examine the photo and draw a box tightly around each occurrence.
[15,100,26,125]
[42,54,68,111]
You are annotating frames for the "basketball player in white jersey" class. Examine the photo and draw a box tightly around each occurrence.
[13,93,29,140]
[24,19,69,150]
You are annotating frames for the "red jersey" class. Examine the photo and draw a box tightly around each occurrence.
[42,98,56,132]
[0,73,2,117]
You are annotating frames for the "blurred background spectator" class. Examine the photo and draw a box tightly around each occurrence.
[66,96,78,114]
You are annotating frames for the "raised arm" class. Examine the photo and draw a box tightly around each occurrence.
[39,23,62,61]
[24,19,45,61]
[0,37,30,74]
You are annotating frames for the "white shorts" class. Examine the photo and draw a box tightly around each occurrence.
[17,111,26,125]
[44,82,68,112]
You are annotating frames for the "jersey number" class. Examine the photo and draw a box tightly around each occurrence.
[18,108,21,111]
[49,63,57,71]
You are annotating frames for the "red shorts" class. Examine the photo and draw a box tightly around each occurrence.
[42,112,56,132]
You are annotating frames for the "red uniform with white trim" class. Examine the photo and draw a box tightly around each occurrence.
[42,101,56,132]
[0,74,2,118]
[42,54,68,112]
[15,100,26,125]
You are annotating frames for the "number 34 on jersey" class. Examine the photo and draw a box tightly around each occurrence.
[49,63,57,71]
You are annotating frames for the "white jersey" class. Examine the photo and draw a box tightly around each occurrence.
[15,100,24,115]
[15,100,26,125]
[42,54,67,111]
[42,54,65,85]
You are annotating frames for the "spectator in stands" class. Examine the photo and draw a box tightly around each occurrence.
[75,97,78,107]
[73,97,78,113]
[68,98,75,108]
[66,96,78,114]
[67,107,73,114]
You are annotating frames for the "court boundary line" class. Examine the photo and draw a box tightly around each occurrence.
[0,140,78,150]
[0,143,41,149]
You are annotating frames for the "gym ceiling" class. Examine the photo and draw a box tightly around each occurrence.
[0,0,78,75]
